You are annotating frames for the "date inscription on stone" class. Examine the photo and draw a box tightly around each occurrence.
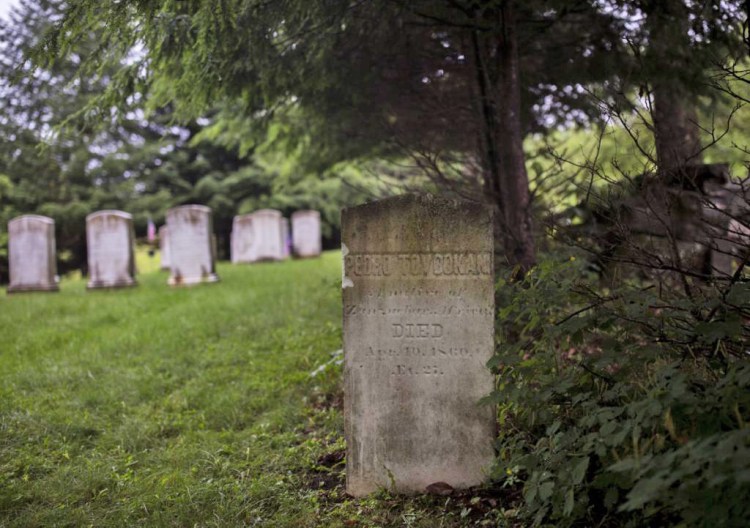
[342,194,496,497]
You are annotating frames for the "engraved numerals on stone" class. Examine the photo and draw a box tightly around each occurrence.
[392,364,444,376]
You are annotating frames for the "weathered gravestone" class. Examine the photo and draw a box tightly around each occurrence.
[249,209,285,262]
[7,215,59,293]
[159,225,170,270]
[342,194,496,496]
[230,214,254,264]
[86,210,137,289]
[166,205,219,285]
[292,210,322,258]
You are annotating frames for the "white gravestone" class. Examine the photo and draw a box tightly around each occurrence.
[230,214,255,264]
[342,194,496,496]
[292,210,322,258]
[166,205,219,285]
[159,225,170,270]
[86,210,137,289]
[250,209,285,262]
[7,215,59,293]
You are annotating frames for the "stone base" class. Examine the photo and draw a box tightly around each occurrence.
[7,283,59,294]
[255,256,284,263]
[87,278,137,290]
[167,273,220,286]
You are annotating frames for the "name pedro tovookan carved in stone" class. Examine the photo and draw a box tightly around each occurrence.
[342,194,496,496]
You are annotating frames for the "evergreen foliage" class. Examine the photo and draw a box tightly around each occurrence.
[0,0,381,280]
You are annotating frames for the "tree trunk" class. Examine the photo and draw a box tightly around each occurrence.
[470,27,510,275]
[652,82,703,170]
[470,29,503,215]
[470,3,536,275]
[495,3,536,274]
[646,0,703,172]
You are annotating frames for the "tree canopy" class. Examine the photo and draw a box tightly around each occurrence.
[0,0,385,280]
[0,0,747,277]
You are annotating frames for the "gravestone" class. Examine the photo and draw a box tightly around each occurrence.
[86,210,137,289]
[250,209,285,262]
[7,215,59,293]
[159,225,170,270]
[292,210,322,258]
[230,214,255,264]
[166,205,219,285]
[342,194,495,496]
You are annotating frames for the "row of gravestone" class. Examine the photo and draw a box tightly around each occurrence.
[6,205,322,292]
[8,193,497,497]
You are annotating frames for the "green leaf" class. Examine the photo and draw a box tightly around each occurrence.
[539,481,554,502]
[695,315,743,343]
[564,489,575,516]
[571,457,589,485]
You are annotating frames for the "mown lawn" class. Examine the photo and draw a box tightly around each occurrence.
[0,251,506,527]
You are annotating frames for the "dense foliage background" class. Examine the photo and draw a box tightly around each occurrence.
[0,0,391,279]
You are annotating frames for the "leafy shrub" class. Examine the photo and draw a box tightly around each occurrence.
[490,254,750,527]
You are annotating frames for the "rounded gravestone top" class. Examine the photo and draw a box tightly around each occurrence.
[86,210,133,222]
[292,210,320,219]
[233,214,254,227]
[253,209,282,218]
[167,205,213,225]
[168,204,212,214]
[9,214,55,227]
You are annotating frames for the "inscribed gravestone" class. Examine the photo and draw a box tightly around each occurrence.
[166,205,219,285]
[250,209,284,261]
[86,210,136,289]
[230,214,254,264]
[342,194,495,496]
[159,225,170,270]
[7,215,59,293]
[292,210,322,258]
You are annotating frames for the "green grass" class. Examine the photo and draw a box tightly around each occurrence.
[135,244,164,275]
[0,251,508,527]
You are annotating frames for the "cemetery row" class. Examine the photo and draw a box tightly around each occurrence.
[6,206,322,292]
[7,193,498,498]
